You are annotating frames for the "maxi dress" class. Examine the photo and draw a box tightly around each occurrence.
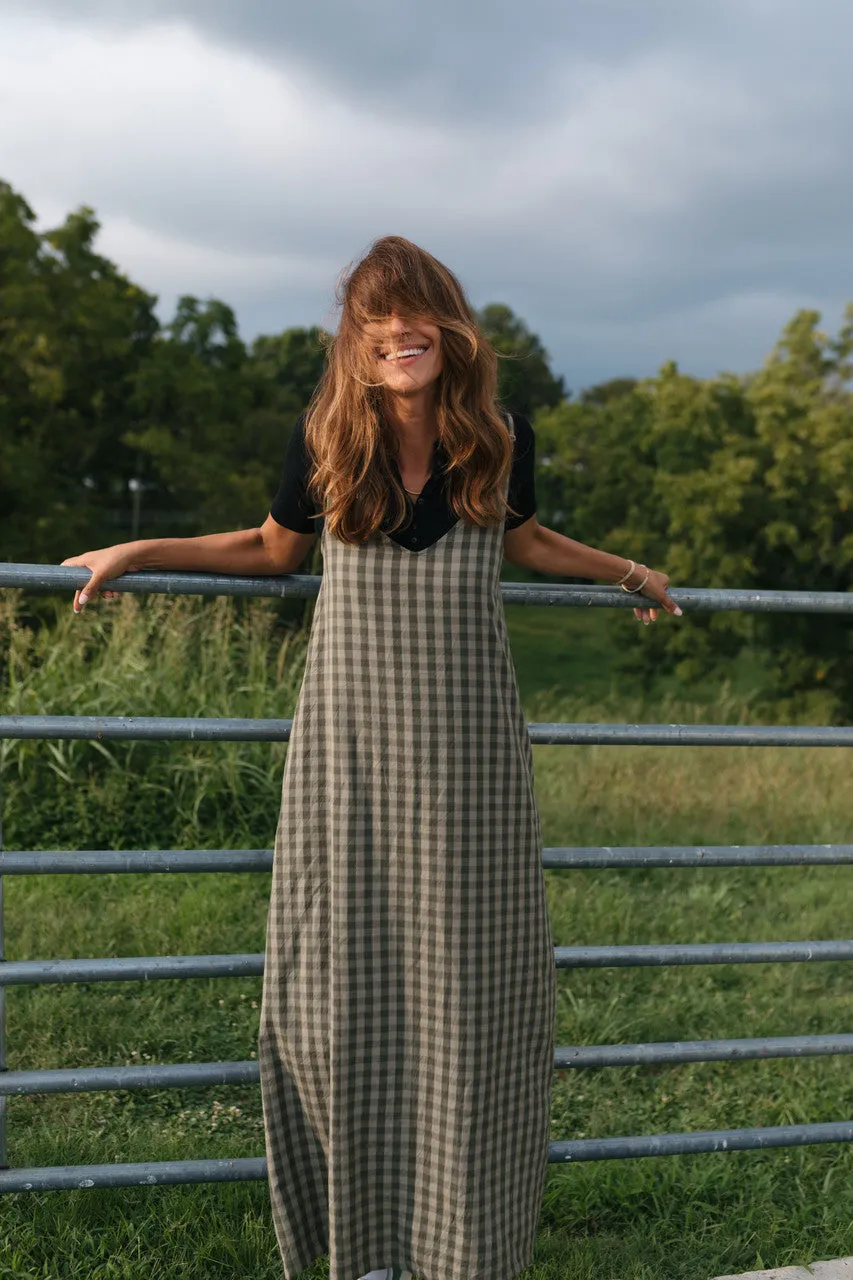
[258,418,557,1280]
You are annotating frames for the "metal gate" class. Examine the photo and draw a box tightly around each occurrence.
[1,562,852,1193]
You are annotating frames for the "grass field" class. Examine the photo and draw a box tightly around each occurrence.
[1,591,852,1279]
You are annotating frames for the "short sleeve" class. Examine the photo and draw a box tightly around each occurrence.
[269,414,323,533]
[505,413,537,530]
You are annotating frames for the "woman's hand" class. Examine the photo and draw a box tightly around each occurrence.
[61,544,142,613]
[626,566,682,625]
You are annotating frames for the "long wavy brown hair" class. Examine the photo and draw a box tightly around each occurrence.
[302,235,519,544]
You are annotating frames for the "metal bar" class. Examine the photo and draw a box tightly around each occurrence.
[556,941,853,967]
[531,723,853,746]
[4,715,853,747]
[4,1121,853,1191]
[0,850,274,874]
[1,954,264,986]
[6,843,853,875]
[557,1034,853,1068]
[550,1122,853,1162]
[2,1061,260,1095]
[546,844,853,868]
[6,563,853,615]
[0,563,322,601]
[500,585,853,614]
[0,1157,268,1192]
[7,1032,853,1096]
[6,937,853,986]
[0,715,292,742]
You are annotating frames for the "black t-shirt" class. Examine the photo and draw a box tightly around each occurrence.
[269,412,537,552]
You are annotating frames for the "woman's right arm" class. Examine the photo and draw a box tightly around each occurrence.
[61,516,317,614]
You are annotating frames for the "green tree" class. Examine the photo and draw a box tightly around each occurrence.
[737,308,853,718]
[579,377,638,406]
[126,316,328,536]
[533,312,853,719]
[0,181,332,559]
[250,326,327,421]
[0,180,159,562]
[124,296,254,532]
[476,303,567,416]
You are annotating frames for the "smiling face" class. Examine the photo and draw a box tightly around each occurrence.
[364,311,444,395]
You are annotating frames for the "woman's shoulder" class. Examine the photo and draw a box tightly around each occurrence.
[504,410,534,458]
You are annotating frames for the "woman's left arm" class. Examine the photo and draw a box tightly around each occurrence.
[503,516,682,625]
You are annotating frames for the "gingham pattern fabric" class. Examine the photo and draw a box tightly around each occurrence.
[258,416,557,1280]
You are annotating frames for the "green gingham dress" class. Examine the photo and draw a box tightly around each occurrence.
[258,417,557,1280]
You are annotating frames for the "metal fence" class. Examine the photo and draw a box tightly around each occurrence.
[1,562,852,1194]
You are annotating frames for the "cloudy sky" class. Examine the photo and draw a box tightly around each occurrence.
[1,0,850,390]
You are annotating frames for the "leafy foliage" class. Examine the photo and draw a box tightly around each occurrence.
[476,301,567,416]
[4,177,853,715]
[0,180,325,559]
[535,312,853,719]
[0,182,159,561]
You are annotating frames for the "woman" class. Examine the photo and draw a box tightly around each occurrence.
[63,236,680,1280]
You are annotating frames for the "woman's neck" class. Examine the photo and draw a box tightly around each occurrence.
[381,388,439,458]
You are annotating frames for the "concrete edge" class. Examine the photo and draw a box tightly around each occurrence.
[711,1258,853,1280]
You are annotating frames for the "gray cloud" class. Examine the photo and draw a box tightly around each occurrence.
[1,0,852,388]
[3,0,726,123]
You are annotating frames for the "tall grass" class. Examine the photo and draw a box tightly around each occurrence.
[1,594,852,1279]
[0,590,308,850]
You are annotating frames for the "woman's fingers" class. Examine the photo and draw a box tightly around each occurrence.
[63,551,128,612]
[74,573,107,613]
[63,556,95,613]
[631,570,683,623]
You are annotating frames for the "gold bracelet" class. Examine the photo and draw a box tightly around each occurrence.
[621,565,651,594]
[613,558,635,587]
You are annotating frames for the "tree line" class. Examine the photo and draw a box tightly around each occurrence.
[0,180,563,565]
[3,179,852,718]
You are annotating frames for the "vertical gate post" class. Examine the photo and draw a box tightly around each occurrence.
[0,777,7,1169]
